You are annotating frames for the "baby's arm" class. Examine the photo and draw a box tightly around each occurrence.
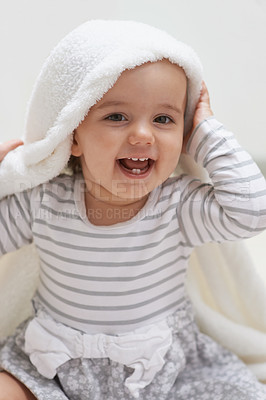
[178,85,266,246]
[0,140,34,256]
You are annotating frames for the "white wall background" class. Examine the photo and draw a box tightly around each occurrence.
[1,0,266,166]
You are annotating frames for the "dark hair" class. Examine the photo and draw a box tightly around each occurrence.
[68,155,82,173]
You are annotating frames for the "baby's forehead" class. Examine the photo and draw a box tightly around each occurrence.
[113,59,187,89]
[90,59,187,113]
[103,60,187,92]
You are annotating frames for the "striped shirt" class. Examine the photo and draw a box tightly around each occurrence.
[1,118,266,334]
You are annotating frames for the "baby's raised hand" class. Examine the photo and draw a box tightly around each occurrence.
[192,81,213,129]
[0,139,23,162]
[182,81,213,152]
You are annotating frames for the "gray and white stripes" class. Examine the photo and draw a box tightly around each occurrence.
[1,118,266,334]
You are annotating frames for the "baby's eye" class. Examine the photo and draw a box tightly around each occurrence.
[105,113,126,122]
[154,115,173,124]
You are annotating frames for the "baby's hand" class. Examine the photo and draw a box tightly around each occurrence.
[0,139,23,162]
[182,81,213,152]
[192,81,213,129]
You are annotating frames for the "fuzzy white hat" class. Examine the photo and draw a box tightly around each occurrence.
[0,20,203,199]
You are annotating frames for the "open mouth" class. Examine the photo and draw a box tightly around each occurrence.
[117,157,155,177]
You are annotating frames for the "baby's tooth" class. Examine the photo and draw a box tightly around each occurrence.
[127,157,148,162]
[132,169,141,174]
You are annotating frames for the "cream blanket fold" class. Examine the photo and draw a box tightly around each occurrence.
[0,19,265,382]
[187,241,266,382]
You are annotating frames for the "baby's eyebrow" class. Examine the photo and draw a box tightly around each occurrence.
[96,100,183,114]
[96,100,128,109]
[158,103,182,114]
[96,100,182,114]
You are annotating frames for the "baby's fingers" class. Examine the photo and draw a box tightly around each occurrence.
[199,81,211,105]
[191,81,213,129]
[0,139,23,162]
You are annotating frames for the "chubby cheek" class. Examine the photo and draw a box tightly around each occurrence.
[159,140,182,174]
[80,149,119,186]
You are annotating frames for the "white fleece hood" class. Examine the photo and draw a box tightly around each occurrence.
[0,20,203,198]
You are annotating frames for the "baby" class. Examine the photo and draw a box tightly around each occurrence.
[0,20,266,400]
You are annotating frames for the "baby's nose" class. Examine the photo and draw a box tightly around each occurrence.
[127,123,155,145]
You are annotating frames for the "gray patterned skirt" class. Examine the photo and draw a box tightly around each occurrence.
[0,301,265,400]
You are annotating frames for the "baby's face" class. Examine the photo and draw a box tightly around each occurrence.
[72,59,187,204]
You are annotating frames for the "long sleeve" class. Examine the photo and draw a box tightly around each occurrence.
[178,117,266,246]
[0,189,34,256]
